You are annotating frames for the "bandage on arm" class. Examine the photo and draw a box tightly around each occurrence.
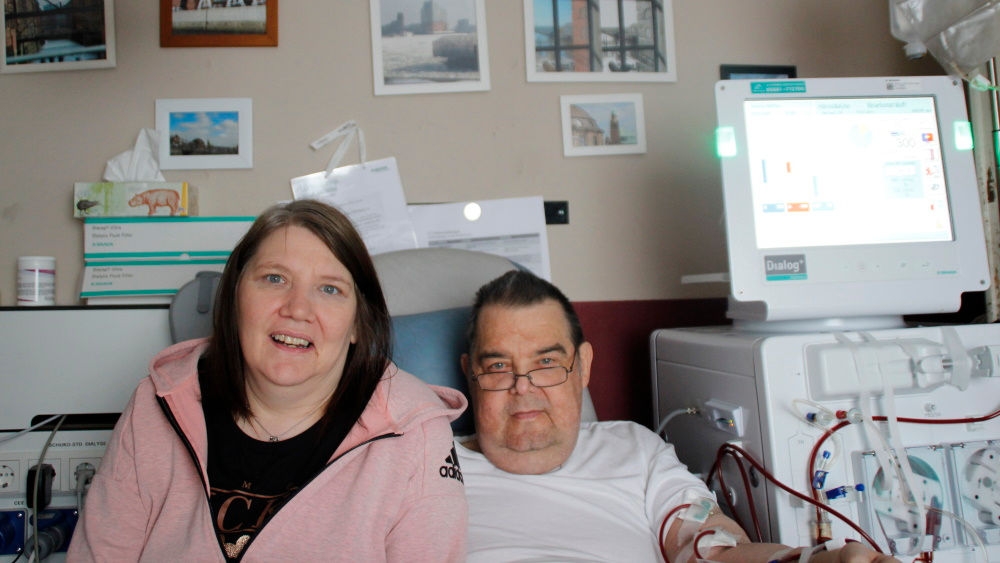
[664,507,808,563]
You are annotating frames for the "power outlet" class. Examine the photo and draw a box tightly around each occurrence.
[69,458,101,491]
[702,398,746,437]
[0,463,18,492]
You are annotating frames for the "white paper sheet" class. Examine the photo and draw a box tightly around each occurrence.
[407,196,551,280]
[290,156,418,256]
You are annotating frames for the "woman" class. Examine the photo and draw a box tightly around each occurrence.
[68,200,468,561]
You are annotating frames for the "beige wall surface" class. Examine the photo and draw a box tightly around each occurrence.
[0,1,943,306]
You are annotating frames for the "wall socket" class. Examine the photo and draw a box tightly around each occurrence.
[0,464,18,492]
[702,398,746,438]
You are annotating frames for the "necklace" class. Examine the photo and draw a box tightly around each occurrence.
[249,403,324,442]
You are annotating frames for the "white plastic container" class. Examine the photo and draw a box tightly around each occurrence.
[17,256,55,306]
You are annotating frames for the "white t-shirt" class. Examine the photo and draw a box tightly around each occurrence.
[458,420,712,563]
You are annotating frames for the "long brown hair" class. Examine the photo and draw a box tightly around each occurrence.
[201,199,391,428]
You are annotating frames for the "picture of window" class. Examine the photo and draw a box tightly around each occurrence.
[370,0,490,95]
[525,0,675,82]
[561,93,646,157]
[1,0,115,73]
[156,98,254,170]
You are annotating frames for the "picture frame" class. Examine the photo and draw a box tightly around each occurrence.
[561,93,646,157]
[1,0,116,74]
[525,0,676,83]
[719,64,797,80]
[160,0,278,48]
[155,98,253,170]
[369,0,490,96]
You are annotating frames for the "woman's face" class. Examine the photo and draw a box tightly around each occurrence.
[237,225,358,398]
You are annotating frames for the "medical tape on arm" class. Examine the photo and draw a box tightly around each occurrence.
[673,495,721,563]
[692,527,740,561]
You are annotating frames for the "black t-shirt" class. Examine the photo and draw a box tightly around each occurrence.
[200,382,358,561]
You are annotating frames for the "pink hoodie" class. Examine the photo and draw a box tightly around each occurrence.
[68,339,468,562]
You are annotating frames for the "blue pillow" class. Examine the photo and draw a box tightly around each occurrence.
[390,307,475,436]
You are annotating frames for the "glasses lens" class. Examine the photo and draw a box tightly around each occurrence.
[527,366,569,387]
[474,363,572,390]
[476,372,515,390]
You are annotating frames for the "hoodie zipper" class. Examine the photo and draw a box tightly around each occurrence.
[157,396,403,561]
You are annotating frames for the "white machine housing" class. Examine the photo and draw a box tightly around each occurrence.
[0,306,173,562]
[715,75,989,328]
[652,323,1000,562]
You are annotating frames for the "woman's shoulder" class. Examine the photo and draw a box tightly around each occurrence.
[377,365,467,430]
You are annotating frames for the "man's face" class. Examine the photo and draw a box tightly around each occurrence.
[462,299,592,475]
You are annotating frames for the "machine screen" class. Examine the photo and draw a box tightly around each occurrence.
[743,95,953,249]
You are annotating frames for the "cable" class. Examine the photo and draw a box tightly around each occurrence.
[706,449,764,541]
[733,449,764,541]
[926,506,987,563]
[656,407,699,441]
[714,442,884,553]
[30,415,66,563]
[709,449,742,530]
[0,415,62,446]
[75,463,96,511]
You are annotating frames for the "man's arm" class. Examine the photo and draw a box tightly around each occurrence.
[663,511,900,563]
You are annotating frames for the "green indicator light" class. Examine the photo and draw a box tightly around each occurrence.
[954,121,974,151]
[716,126,737,158]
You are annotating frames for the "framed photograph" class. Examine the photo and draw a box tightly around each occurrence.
[561,93,646,157]
[525,0,675,83]
[720,64,797,80]
[2,0,115,74]
[156,98,253,170]
[160,0,278,48]
[369,0,490,96]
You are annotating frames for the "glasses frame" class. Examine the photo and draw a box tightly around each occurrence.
[472,354,578,392]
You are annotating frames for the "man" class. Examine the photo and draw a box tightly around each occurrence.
[456,270,899,563]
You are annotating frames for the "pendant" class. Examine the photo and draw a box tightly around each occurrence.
[268,435,279,442]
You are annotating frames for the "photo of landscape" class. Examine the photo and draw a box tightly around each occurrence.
[373,0,488,93]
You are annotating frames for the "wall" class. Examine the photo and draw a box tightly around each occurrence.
[0,1,945,307]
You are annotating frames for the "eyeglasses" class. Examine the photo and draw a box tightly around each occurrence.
[471,356,577,391]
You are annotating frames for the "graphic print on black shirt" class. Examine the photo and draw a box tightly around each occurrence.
[197,362,373,561]
[202,399,356,561]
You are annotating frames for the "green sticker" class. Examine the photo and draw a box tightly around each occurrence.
[751,81,806,94]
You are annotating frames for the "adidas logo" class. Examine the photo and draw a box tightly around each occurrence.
[439,444,464,483]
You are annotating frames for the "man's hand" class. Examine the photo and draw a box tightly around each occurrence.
[808,542,901,563]
[665,509,902,563]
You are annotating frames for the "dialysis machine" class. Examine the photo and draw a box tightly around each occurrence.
[653,324,1000,562]
[652,75,1000,561]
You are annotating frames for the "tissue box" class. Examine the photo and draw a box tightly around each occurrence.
[74,182,194,218]
[83,216,255,260]
[80,259,228,299]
